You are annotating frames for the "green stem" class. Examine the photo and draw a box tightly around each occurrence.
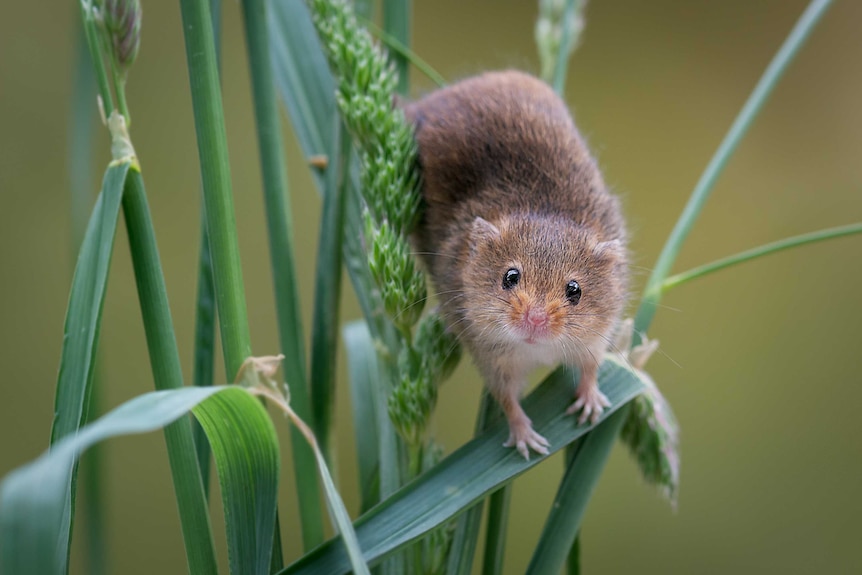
[192,209,216,498]
[240,0,325,551]
[524,408,628,575]
[566,534,580,575]
[446,393,497,575]
[660,222,862,294]
[551,0,578,95]
[79,1,114,117]
[122,169,218,575]
[179,0,253,379]
[70,29,105,575]
[383,0,411,95]
[112,71,130,124]
[191,0,223,501]
[362,19,446,88]
[481,486,511,575]
[309,121,349,459]
[634,0,834,338]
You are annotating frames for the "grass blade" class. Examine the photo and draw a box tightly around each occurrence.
[361,19,446,89]
[123,169,219,574]
[0,386,272,575]
[343,320,382,512]
[552,0,581,94]
[191,0,225,502]
[661,221,862,293]
[635,0,835,336]
[309,120,349,457]
[268,0,336,164]
[279,359,646,575]
[179,0,253,379]
[383,0,411,95]
[193,389,280,575]
[51,162,128,444]
[49,162,129,570]
[525,408,628,575]
[241,0,324,552]
[445,394,496,575]
[481,486,511,575]
[251,384,371,575]
[192,207,217,496]
[68,27,106,575]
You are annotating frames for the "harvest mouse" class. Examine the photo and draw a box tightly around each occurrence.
[405,70,628,459]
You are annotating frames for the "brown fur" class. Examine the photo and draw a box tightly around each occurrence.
[405,70,629,458]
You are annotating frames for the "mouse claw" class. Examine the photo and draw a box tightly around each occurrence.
[504,426,550,460]
[566,387,611,425]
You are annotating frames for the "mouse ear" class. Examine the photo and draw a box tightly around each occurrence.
[471,217,501,241]
[594,238,624,259]
[469,217,501,254]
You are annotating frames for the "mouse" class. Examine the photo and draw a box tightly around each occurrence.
[404,70,628,459]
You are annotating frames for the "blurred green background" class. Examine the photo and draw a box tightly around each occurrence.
[2,0,861,573]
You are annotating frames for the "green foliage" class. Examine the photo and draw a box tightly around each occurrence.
[1,386,276,575]
[1,1,856,575]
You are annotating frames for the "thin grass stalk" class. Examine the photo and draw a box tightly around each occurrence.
[524,409,627,575]
[192,209,216,497]
[566,534,580,575]
[634,0,835,338]
[191,0,223,503]
[361,20,446,89]
[240,0,325,551]
[383,0,411,95]
[309,120,349,459]
[122,169,218,574]
[78,1,114,117]
[69,32,107,575]
[551,0,578,95]
[354,0,374,20]
[445,393,497,575]
[179,0,253,379]
[480,486,511,575]
[661,221,862,293]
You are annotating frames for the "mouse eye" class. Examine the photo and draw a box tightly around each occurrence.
[502,268,521,290]
[565,280,582,305]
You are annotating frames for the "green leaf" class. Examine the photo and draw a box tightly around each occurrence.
[343,320,383,513]
[525,407,628,575]
[192,389,280,575]
[278,359,646,575]
[268,0,336,163]
[1,386,278,575]
[47,161,128,570]
[51,162,129,444]
[383,0,411,95]
[445,394,497,575]
[481,486,511,575]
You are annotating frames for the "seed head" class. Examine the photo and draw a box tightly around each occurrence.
[104,0,142,73]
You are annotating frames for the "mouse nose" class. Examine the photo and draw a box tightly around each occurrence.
[525,307,548,328]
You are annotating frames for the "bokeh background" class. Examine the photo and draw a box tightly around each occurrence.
[2,0,861,573]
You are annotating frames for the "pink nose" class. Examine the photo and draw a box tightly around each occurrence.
[525,307,548,328]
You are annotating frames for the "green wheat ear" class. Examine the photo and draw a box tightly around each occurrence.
[307,0,460,453]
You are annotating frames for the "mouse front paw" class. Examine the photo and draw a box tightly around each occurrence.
[503,420,550,460]
[566,384,611,425]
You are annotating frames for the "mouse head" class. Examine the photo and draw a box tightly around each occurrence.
[461,215,627,358]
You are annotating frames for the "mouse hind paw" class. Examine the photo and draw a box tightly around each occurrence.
[503,422,550,460]
[566,385,611,425]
